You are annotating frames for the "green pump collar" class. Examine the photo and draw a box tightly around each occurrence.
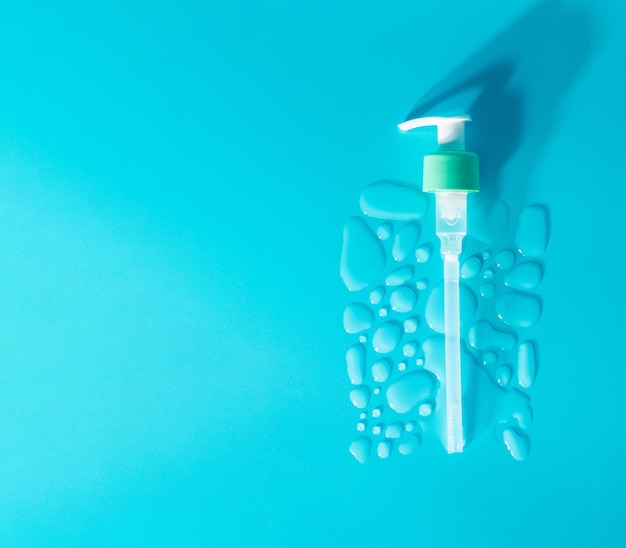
[423,150,479,193]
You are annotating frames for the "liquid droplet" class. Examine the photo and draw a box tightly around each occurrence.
[359,335,367,343]
[386,370,438,413]
[415,245,432,264]
[461,256,482,279]
[517,341,537,388]
[496,292,542,328]
[349,437,371,464]
[418,402,433,417]
[496,365,513,387]
[398,361,407,371]
[495,249,515,270]
[516,205,550,257]
[403,317,419,333]
[483,268,495,280]
[356,421,366,432]
[349,386,371,409]
[482,351,498,366]
[480,283,496,298]
[371,406,383,419]
[378,306,389,318]
[403,342,418,357]
[415,357,424,367]
[346,344,366,385]
[340,217,386,291]
[371,359,392,382]
[385,422,404,439]
[415,279,429,290]
[502,427,530,461]
[422,336,445,374]
[360,180,429,221]
[372,424,383,436]
[343,302,374,334]
[392,222,421,262]
[405,421,417,432]
[377,440,392,459]
[504,262,544,291]
[369,287,385,305]
[385,265,414,286]
[468,321,517,351]
[398,434,421,455]
[373,387,381,395]
[415,245,432,263]
[372,322,402,354]
[376,223,392,240]
[425,283,478,333]
[483,250,492,260]
[359,412,367,420]
[389,286,418,313]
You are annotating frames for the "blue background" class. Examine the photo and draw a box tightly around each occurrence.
[0,0,624,545]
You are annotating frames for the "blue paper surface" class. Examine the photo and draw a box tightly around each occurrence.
[0,1,624,546]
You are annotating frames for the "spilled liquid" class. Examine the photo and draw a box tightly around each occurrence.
[461,255,482,279]
[504,262,544,291]
[517,341,537,388]
[371,359,392,383]
[343,302,374,334]
[425,283,478,333]
[495,249,515,270]
[349,437,371,464]
[346,344,366,385]
[389,286,418,313]
[516,205,549,257]
[372,322,402,354]
[496,292,542,328]
[502,427,530,461]
[340,217,385,291]
[392,223,421,262]
[468,321,517,351]
[386,370,438,414]
[386,265,414,286]
[360,180,429,221]
[342,191,550,462]
[377,440,392,459]
[415,245,432,264]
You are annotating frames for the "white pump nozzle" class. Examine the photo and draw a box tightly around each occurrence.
[398,115,471,151]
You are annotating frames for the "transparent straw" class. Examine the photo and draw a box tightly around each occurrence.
[435,191,467,454]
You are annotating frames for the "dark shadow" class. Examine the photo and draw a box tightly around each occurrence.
[403,0,600,205]
[401,1,601,447]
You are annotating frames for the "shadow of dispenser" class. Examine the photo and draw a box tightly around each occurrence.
[399,115,479,453]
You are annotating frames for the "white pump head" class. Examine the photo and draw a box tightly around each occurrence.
[397,115,471,151]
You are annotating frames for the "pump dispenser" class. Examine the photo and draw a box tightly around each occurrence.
[398,115,479,454]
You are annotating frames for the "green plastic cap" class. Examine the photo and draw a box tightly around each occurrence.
[423,151,479,192]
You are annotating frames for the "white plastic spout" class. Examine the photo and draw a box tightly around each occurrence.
[397,115,470,150]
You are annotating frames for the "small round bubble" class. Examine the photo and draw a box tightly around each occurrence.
[418,402,433,417]
[403,342,418,357]
[416,279,429,290]
[404,317,419,333]
[376,223,392,240]
[369,287,385,305]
